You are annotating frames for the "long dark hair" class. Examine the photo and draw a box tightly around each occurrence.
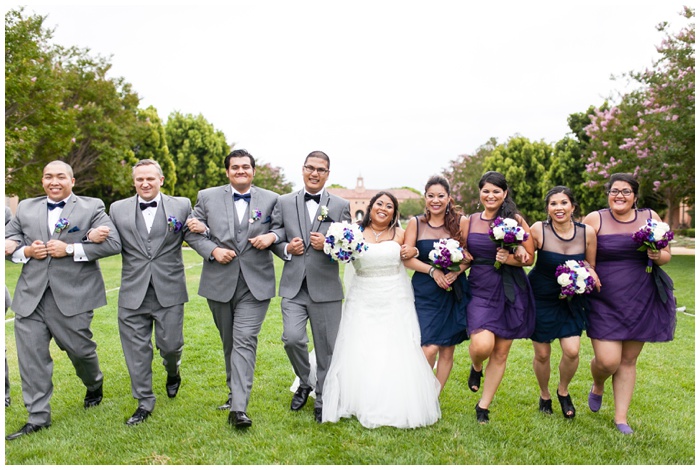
[478,171,520,220]
[361,191,400,231]
[544,185,580,222]
[424,175,463,242]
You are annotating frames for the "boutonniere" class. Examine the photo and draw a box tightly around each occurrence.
[54,218,70,233]
[249,209,262,224]
[317,205,329,222]
[167,215,183,233]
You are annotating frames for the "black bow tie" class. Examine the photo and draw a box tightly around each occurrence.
[47,201,66,210]
[139,201,157,210]
[304,193,321,203]
[233,193,251,202]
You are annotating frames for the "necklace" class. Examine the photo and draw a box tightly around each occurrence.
[369,225,388,242]
[550,221,575,241]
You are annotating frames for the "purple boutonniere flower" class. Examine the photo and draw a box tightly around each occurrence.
[167,215,183,233]
[54,218,70,233]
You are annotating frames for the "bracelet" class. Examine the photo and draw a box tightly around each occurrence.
[413,247,420,258]
[428,266,436,278]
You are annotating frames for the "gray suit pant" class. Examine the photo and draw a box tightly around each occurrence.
[14,288,103,426]
[118,284,184,412]
[6,285,11,403]
[281,280,342,408]
[207,275,269,412]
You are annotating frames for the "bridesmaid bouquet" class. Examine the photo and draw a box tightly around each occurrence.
[488,216,529,268]
[428,238,464,272]
[555,260,596,299]
[632,218,674,273]
[323,222,368,263]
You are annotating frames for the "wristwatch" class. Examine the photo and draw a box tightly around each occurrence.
[65,244,74,255]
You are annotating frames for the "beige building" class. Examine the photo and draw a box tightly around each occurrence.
[327,176,421,222]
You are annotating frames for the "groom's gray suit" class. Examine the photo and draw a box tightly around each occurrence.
[109,194,203,412]
[5,194,121,426]
[270,189,351,409]
[190,184,279,412]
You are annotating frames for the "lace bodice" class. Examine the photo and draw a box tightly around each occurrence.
[352,241,402,278]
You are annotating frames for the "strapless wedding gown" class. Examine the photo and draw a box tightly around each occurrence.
[322,241,441,428]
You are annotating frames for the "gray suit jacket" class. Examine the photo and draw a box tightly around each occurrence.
[5,194,122,317]
[190,184,279,303]
[109,194,202,310]
[270,189,351,302]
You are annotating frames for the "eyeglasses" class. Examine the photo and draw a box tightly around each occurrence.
[303,165,329,176]
[607,189,633,197]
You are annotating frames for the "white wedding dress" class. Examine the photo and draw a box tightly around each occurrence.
[322,241,441,428]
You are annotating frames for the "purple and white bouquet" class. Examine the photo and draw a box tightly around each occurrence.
[323,222,368,263]
[555,260,596,299]
[428,238,464,272]
[488,216,529,269]
[632,218,674,273]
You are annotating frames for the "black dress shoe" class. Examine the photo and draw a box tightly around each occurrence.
[228,411,252,429]
[126,407,152,426]
[6,423,50,441]
[314,407,323,423]
[5,396,10,407]
[217,398,232,411]
[84,384,103,408]
[166,373,181,398]
[291,385,312,411]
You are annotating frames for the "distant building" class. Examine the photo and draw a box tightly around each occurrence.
[327,176,421,222]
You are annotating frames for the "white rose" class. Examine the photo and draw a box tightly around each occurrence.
[557,273,571,287]
[652,225,668,241]
[492,226,505,239]
[503,218,518,228]
[515,228,525,241]
[575,278,587,293]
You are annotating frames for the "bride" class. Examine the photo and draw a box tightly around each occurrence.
[322,191,441,428]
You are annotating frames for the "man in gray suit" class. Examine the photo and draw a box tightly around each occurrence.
[109,159,206,426]
[188,149,280,429]
[5,206,13,408]
[267,150,351,423]
[4,160,121,440]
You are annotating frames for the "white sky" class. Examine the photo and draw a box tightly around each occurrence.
[10,1,690,193]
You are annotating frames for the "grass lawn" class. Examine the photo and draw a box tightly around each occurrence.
[3,251,695,464]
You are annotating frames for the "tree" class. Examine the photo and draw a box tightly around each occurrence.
[165,112,230,204]
[482,136,553,224]
[253,161,294,194]
[443,137,497,213]
[133,106,176,194]
[398,198,425,219]
[584,7,695,227]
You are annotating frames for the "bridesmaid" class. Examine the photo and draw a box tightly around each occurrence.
[583,173,675,435]
[528,186,599,419]
[401,175,470,393]
[464,171,536,423]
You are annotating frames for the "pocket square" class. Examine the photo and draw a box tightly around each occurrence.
[262,216,271,224]
[68,226,80,233]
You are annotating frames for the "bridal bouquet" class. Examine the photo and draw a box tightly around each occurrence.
[632,218,674,273]
[488,216,529,269]
[323,222,368,263]
[428,238,464,272]
[555,260,596,299]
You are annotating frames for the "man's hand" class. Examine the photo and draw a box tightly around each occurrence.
[187,218,207,234]
[5,239,18,256]
[46,240,70,258]
[309,232,325,251]
[249,233,276,250]
[212,247,237,264]
[286,237,304,256]
[26,240,49,260]
[87,226,111,243]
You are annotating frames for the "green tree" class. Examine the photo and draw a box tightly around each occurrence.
[253,161,293,194]
[482,136,553,224]
[443,137,496,213]
[398,198,425,219]
[165,112,230,204]
[133,106,176,194]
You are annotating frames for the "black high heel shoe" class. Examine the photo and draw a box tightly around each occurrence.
[557,391,575,419]
[539,397,553,414]
[468,365,483,393]
[475,402,489,424]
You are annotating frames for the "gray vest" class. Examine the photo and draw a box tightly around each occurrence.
[233,202,250,248]
[135,201,167,260]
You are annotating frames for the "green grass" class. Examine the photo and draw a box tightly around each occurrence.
[4,252,695,464]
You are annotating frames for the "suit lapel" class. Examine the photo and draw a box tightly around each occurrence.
[153,195,171,255]
[126,196,148,255]
[223,185,238,249]
[310,191,329,233]
[39,198,51,241]
[52,194,77,240]
[295,190,310,246]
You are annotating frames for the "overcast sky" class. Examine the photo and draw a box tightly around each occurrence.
[11,1,689,193]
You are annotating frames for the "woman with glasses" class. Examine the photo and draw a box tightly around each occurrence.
[401,176,471,394]
[528,186,599,419]
[582,173,676,435]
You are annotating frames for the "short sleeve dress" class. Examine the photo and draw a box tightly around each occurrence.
[528,222,589,343]
[411,216,470,346]
[466,212,535,339]
[587,209,676,342]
